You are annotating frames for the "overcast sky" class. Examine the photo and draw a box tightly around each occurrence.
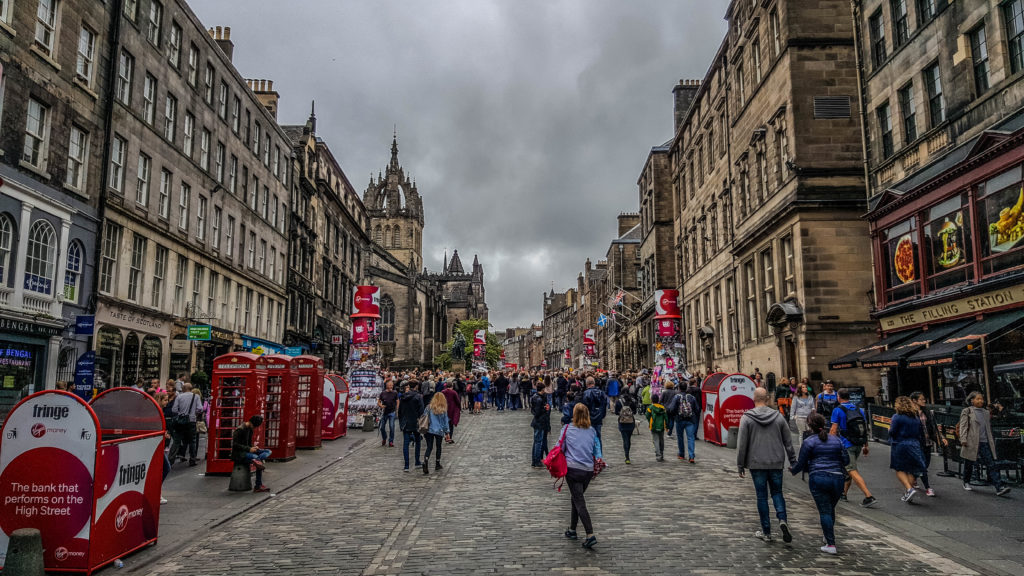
[192,1,728,330]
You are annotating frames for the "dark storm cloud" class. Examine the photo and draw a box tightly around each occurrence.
[191,0,728,329]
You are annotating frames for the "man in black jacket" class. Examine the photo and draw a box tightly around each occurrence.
[531,381,551,467]
[398,383,425,472]
[581,376,608,441]
[555,373,569,410]
[494,372,510,411]
[231,415,271,493]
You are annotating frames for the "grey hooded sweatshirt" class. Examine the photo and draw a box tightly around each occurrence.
[736,406,796,473]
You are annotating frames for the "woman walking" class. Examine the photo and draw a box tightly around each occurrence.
[790,413,848,555]
[911,391,946,496]
[792,383,815,441]
[422,392,450,475]
[889,396,928,503]
[561,403,602,549]
[614,392,637,464]
[959,391,1012,497]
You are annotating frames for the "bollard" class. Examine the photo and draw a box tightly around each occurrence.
[228,463,253,491]
[726,426,740,449]
[4,527,45,576]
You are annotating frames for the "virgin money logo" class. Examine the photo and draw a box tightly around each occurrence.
[731,385,738,391]
[660,296,673,307]
[31,423,47,438]
[114,504,144,532]
[54,547,68,561]
[354,295,366,304]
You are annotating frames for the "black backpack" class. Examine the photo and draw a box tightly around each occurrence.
[839,405,868,446]
[677,394,694,419]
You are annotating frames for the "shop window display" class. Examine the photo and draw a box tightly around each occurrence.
[883,218,920,303]
[0,342,42,424]
[924,193,973,291]
[979,165,1024,276]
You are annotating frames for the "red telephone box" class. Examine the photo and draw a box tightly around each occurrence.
[206,353,268,475]
[263,354,298,461]
[294,355,325,449]
[323,374,350,440]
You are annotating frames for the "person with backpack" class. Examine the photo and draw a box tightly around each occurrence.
[667,385,700,463]
[531,381,552,468]
[736,387,797,544]
[789,413,849,555]
[829,388,877,507]
[645,393,669,462]
[614,392,637,464]
[398,382,425,472]
[581,377,608,441]
[559,403,603,549]
[816,380,839,418]
[660,380,680,438]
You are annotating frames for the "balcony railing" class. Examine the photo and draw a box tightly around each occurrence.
[0,288,62,317]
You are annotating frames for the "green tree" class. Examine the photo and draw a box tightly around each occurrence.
[434,318,502,370]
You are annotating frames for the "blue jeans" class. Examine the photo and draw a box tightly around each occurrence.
[379,412,395,443]
[675,419,697,458]
[509,394,520,410]
[496,392,507,410]
[403,431,421,468]
[245,449,271,486]
[963,442,1004,489]
[750,469,787,534]
[593,423,602,443]
[808,473,843,546]
[532,427,548,466]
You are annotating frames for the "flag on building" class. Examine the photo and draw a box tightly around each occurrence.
[597,314,610,327]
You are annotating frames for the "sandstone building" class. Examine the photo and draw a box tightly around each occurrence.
[673,0,876,392]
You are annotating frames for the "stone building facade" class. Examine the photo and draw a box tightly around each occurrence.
[673,0,876,393]
[600,214,642,371]
[95,13,289,386]
[362,138,488,369]
[282,107,370,371]
[0,0,112,415]
[636,143,677,368]
[847,0,1024,401]
[542,288,576,370]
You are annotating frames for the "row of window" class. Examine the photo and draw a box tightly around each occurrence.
[98,221,283,340]
[0,215,82,302]
[5,0,103,93]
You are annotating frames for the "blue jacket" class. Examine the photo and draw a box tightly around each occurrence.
[889,413,922,445]
[791,433,849,476]
[607,379,620,397]
[582,387,608,425]
[423,408,450,436]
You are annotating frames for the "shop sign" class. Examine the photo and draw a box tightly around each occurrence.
[879,283,1024,330]
[169,340,190,354]
[74,316,94,336]
[73,351,95,401]
[284,347,303,357]
[0,318,61,338]
[96,306,169,336]
[186,325,211,341]
[331,335,343,345]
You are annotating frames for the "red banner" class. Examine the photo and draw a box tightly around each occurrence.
[473,344,484,358]
[657,318,678,337]
[564,349,571,360]
[351,286,380,318]
[583,329,595,345]
[473,330,486,345]
[654,289,682,319]
[584,344,595,356]
[351,318,372,343]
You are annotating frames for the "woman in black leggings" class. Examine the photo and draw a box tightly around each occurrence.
[560,403,603,549]
[614,394,637,464]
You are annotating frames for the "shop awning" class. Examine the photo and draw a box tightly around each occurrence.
[994,359,1024,374]
[860,320,971,369]
[905,309,1024,368]
[828,330,922,370]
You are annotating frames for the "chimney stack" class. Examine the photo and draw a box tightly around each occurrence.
[247,78,281,120]
[672,79,700,132]
[617,212,640,236]
[208,26,234,62]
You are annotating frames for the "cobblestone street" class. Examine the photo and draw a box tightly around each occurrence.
[122,407,987,576]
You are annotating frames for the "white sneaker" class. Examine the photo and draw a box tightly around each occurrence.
[820,545,837,555]
[963,483,973,491]
[160,497,168,505]
[755,530,773,542]
[901,488,918,503]
[926,488,936,497]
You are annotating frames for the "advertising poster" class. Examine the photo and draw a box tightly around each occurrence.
[0,392,98,571]
[473,330,486,345]
[90,435,163,567]
[654,289,682,318]
[351,286,381,318]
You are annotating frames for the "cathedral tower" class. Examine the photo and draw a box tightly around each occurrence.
[363,134,424,271]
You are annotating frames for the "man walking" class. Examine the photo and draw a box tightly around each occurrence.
[531,381,551,467]
[736,388,796,543]
[581,376,608,441]
[667,385,700,463]
[495,371,510,411]
[829,388,877,507]
[169,383,203,466]
[398,382,425,472]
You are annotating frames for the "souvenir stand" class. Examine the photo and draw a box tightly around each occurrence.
[294,355,325,449]
[262,354,297,461]
[701,372,756,446]
[0,388,165,574]
[205,353,268,474]
[322,374,350,440]
[472,329,489,372]
[349,286,383,429]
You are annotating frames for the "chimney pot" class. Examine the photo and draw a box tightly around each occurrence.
[268,80,273,91]
[215,26,222,38]
[224,27,231,40]
[208,27,215,38]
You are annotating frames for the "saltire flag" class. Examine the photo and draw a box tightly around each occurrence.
[597,314,610,327]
